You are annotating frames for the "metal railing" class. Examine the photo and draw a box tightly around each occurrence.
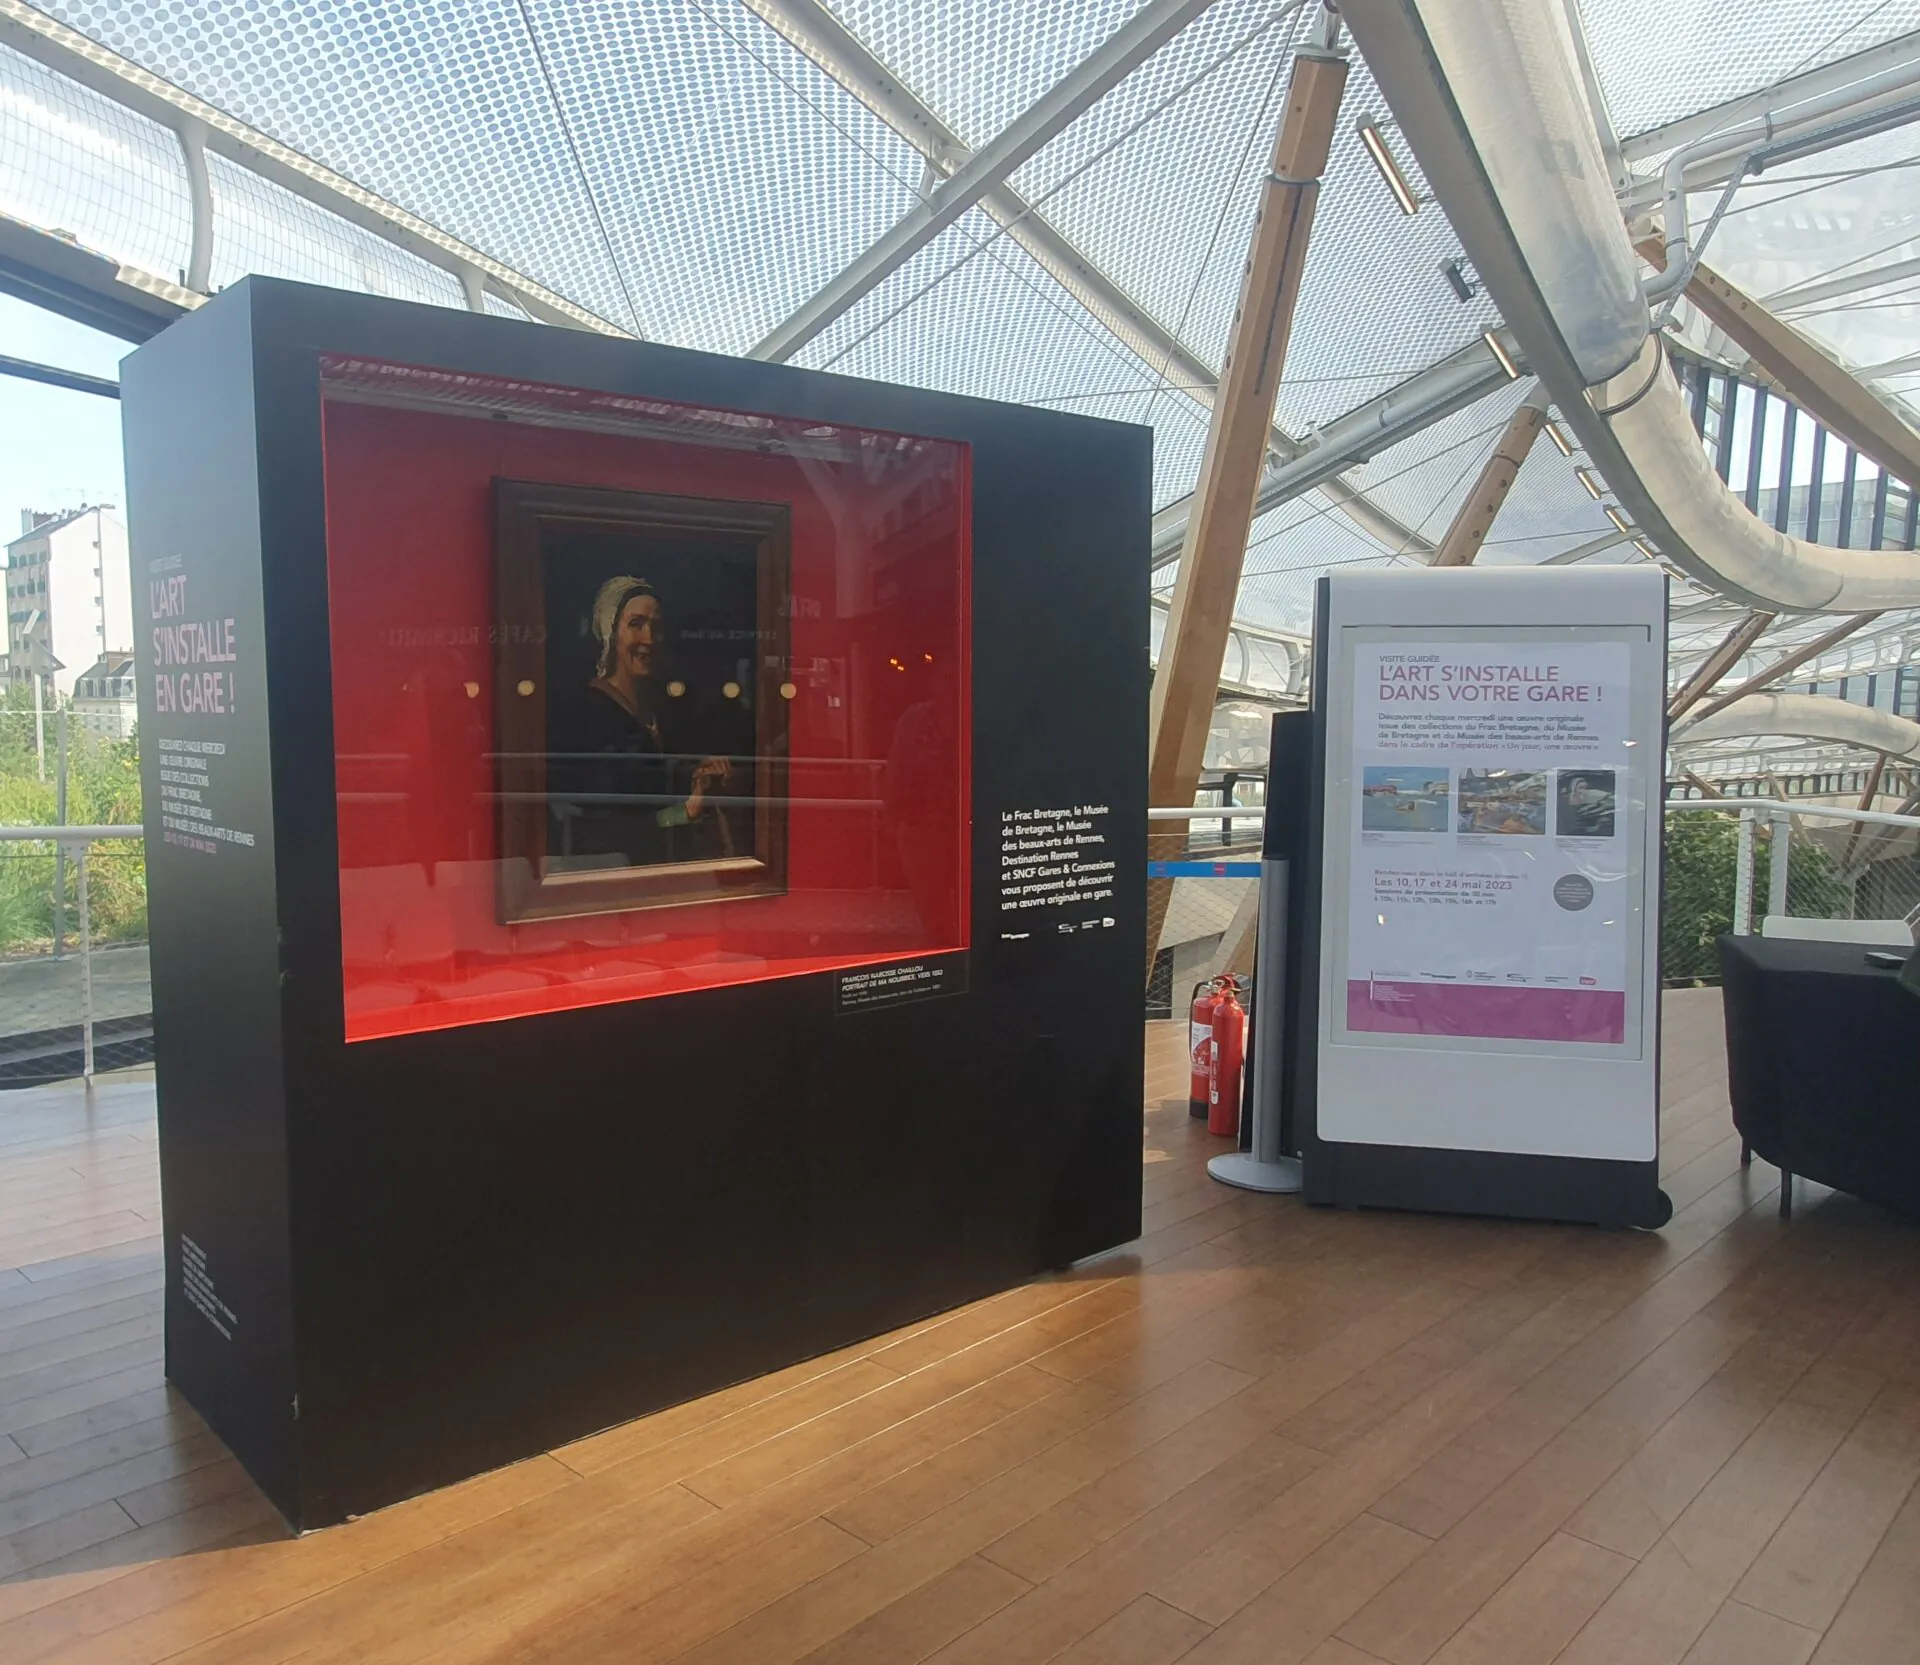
[0,825,146,1081]
[1151,800,1919,992]
[5,801,1908,1071]
[1663,799,1920,983]
[1724,802,1920,933]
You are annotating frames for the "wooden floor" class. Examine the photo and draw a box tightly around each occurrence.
[0,992,1917,1663]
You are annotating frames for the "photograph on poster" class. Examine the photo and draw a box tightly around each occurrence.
[494,479,791,923]
[1456,768,1547,835]
[1555,769,1617,838]
[1360,765,1451,832]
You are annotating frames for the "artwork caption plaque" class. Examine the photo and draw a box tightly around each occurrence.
[493,480,791,923]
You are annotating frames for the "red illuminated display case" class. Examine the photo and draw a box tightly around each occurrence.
[321,360,971,1040]
[124,280,1147,1531]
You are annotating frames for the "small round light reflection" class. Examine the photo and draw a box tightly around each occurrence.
[779,681,798,700]
[722,680,742,700]
[516,679,535,697]
[463,681,480,699]
[667,679,686,698]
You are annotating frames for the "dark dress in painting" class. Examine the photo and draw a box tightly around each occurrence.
[546,682,685,870]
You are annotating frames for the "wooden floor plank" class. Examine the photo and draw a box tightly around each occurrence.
[1547,1358,1882,1665]
[1732,1382,1920,1633]
[1173,1512,1431,1665]
[1427,1530,1634,1665]
[1561,1331,1817,1558]
[1300,1643,1393,1665]
[794,1556,1031,1665]
[1808,1484,1920,1663]
[0,1499,137,1581]
[1681,1600,1819,1665]
[0,1459,573,1665]
[1151,1183,1781,1632]
[911,1415,1331,1665]
[0,1004,1916,1665]
[1048,1592,1209,1665]
[1339,1205,1886,1665]
[1330,1309,1763,1663]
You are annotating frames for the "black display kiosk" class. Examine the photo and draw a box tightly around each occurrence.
[123,278,1149,1530]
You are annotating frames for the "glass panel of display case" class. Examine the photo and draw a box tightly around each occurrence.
[320,358,970,1041]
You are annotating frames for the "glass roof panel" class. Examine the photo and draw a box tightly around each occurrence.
[793,208,1211,508]
[1010,0,1303,377]
[821,0,1152,149]
[516,0,924,352]
[1272,58,1505,435]
[1332,392,1525,547]
[1221,490,1403,634]
[1673,126,1920,416]
[0,41,190,281]
[40,0,630,324]
[204,151,464,305]
[16,0,1915,674]
[1583,0,1920,142]
[1474,426,1624,562]
[1009,23,1503,436]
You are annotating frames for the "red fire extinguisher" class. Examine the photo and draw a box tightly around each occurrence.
[1209,977,1246,1138]
[1189,979,1222,1118]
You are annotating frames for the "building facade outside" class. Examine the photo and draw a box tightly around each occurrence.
[5,507,134,704]
[72,651,138,739]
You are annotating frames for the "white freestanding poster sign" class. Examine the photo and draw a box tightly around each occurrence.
[1312,568,1666,1190]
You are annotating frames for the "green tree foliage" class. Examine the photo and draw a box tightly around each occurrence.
[1661,810,1745,986]
[0,684,145,953]
[1661,808,1849,986]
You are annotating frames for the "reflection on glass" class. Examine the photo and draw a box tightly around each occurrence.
[322,359,970,1041]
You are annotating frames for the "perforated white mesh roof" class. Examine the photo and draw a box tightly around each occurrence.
[1586,0,1920,141]
[4,0,1918,671]
[828,0,1153,149]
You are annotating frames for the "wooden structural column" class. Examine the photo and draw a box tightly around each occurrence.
[1146,33,1349,975]
[1667,608,1775,720]
[1640,240,1920,493]
[1682,263,1920,493]
[1842,752,1891,872]
[1689,610,1883,724]
[1431,389,1551,567]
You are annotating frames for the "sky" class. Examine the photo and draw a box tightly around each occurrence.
[0,294,130,542]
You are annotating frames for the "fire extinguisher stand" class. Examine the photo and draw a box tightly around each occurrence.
[1207,851,1303,1193]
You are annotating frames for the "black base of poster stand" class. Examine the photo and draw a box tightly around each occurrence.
[1303,1144,1672,1229]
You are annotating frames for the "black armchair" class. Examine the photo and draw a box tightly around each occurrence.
[1718,934,1920,1220]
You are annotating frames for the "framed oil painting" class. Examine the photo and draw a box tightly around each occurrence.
[494,479,791,923]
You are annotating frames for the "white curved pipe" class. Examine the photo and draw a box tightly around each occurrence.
[1673,691,1920,759]
[1342,0,1920,615]
[1411,0,1648,384]
[1601,340,1920,611]
[1645,66,1920,302]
